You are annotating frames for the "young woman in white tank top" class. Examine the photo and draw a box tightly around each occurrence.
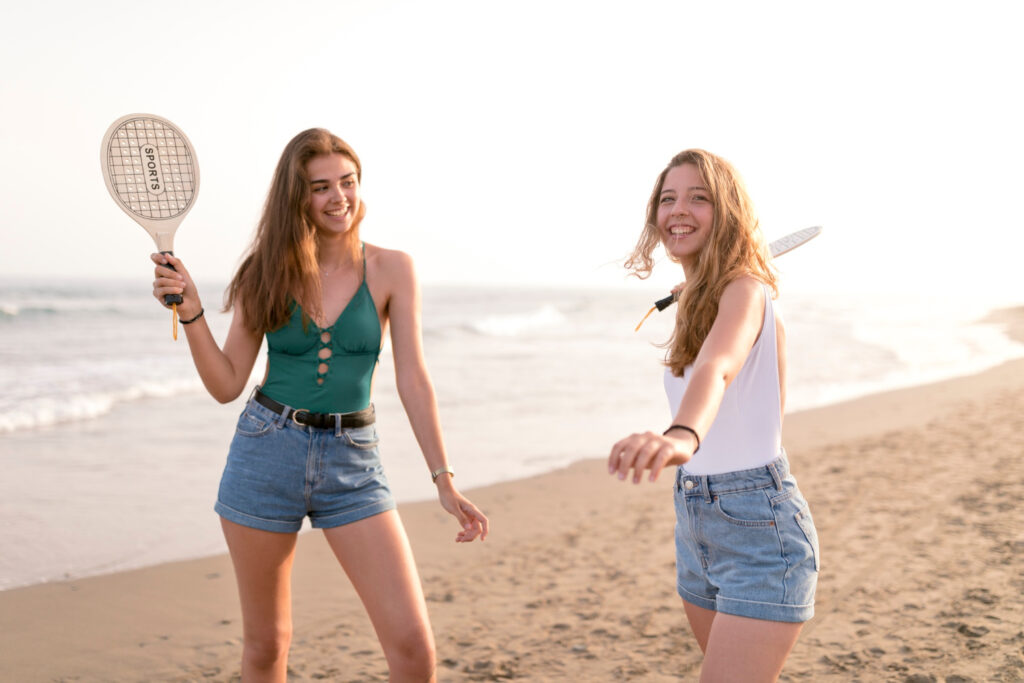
[608,149,819,681]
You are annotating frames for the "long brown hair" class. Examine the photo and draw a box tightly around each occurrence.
[625,149,777,375]
[224,128,366,334]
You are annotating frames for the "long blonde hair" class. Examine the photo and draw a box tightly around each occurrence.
[225,128,366,334]
[625,149,777,375]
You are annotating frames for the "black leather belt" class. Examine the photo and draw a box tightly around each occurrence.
[254,389,375,429]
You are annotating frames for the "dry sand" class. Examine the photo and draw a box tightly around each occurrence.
[2,309,1023,681]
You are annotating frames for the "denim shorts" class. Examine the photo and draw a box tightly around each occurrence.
[214,397,396,533]
[673,453,819,623]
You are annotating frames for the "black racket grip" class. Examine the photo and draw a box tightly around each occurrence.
[654,292,678,311]
[160,250,184,306]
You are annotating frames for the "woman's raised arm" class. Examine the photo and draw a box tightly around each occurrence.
[151,253,262,404]
[609,276,766,483]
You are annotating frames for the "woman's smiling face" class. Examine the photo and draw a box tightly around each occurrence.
[656,163,714,269]
[306,153,361,236]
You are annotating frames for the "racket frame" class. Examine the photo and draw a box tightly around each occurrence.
[652,226,822,311]
[100,113,200,305]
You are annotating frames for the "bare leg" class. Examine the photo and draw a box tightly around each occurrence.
[220,518,298,683]
[682,599,717,653]
[700,612,803,682]
[322,510,436,682]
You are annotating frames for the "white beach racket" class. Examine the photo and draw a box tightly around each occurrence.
[766,225,822,260]
[101,114,199,334]
[635,226,823,330]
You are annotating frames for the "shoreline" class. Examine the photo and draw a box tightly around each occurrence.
[1,309,1022,680]
[3,341,1022,594]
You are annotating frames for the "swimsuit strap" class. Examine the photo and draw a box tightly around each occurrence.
[360,242,367,285]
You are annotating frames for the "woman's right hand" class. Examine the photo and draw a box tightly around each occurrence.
[608,430,695,483]
[436,482,489,543]
[151,252,202,319]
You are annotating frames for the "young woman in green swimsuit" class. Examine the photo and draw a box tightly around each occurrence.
[151,128,488,682]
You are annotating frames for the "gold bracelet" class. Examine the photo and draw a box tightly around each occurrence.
[431,466,455,483]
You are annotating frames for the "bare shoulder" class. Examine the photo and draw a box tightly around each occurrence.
[721,275,765,308]
[364,243,415,280]
[363,243,418,312]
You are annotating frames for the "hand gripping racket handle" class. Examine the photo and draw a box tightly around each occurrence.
[160,251,184,305]
[654,293,676,311]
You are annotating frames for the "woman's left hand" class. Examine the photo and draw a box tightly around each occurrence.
[436,481,489,542]
[608,431,694,483]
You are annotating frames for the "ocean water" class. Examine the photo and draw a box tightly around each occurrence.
[1,277,1022,590]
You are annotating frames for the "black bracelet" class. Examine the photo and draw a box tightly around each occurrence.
[180,308,205,325]
[663,424,700,452]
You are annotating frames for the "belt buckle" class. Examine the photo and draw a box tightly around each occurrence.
[291,409,311,427]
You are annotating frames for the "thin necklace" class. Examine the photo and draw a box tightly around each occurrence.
[320,259,351,278]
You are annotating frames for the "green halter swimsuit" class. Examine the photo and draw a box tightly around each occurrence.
[260,245,382,414]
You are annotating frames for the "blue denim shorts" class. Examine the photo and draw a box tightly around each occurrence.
[674,453,819,623]
[214,397,396,533]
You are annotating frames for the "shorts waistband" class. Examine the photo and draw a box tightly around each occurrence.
[676,453,789,501]
[253,388,375,430]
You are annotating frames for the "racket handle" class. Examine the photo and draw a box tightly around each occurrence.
[654,292,678,311]
[160,250,184,306]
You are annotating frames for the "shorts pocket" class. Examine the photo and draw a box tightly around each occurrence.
[235,408,276,438]
[795,506,820,571]
[342,425,379,450]
[713,489,777,528]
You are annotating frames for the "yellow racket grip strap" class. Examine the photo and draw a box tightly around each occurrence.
[634,305,657,332]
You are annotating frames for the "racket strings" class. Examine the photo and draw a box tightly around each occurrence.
[108,120,196,221]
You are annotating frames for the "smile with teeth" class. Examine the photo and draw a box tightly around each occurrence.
[668,225,696,236]
[325,205,349,217]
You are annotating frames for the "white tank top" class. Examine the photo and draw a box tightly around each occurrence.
[664,283,782,475]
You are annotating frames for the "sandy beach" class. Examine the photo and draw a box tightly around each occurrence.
[2,309,1023,682]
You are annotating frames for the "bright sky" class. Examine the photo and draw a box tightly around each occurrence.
[1,0,1021,299]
